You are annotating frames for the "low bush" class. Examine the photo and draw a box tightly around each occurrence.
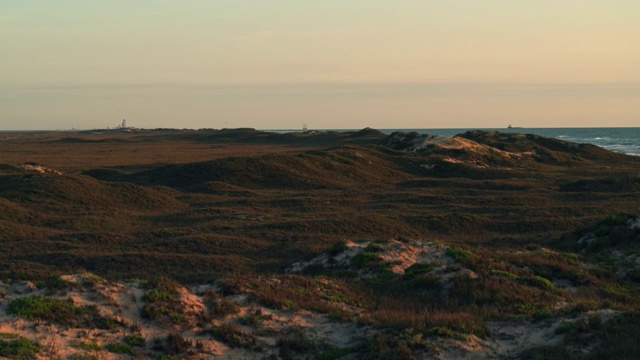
[238,308,272,326]
[70,339,101,351]
[42,276,71,292]
[207,323,256,349]
[277,327,323,358]
[445,246,473,263]
[124,334,146,347]
[6,295,112,328]
[403,263,435,280]
[164,333,193,355]
[106,342,132,354]
[0,335,42,360]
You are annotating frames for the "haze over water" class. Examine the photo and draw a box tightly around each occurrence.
[1,2,638,130]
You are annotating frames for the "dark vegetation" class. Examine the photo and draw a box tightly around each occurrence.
[1,128,640,357]
[7,295,120,329]
[0,333,42,360]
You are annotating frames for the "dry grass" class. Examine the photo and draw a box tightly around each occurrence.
[1,129,640,357]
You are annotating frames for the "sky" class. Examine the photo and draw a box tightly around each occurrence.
[1,1,639,130]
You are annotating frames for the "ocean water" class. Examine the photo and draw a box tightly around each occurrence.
[378,128,640,156]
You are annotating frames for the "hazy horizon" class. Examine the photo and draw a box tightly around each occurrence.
[2,1,638,130]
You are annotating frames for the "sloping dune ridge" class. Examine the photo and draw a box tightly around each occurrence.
[1,128,640,359]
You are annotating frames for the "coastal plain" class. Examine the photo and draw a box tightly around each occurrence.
[1,128,640,359]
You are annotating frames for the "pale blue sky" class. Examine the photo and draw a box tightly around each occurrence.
[1,1,638,130]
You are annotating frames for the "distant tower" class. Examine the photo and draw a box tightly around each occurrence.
[122,119,127,128]
[303,123,308,131]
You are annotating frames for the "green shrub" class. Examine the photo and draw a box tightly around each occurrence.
[403,263,435,280]
[523,276,555,290]
[351,251,381,269]
[157,355,179,360]
[238,308,272,326]
[316,347,353,360]
[81,273,106,285]
[599,213,631,228]
[124,334,146,347]
[328,241,348,256]
[169,313,189,324]
[208,323,256,349]
[70,339,101,351]
[164,333,192,355]
[555,321,578,334]
[627,268,640,282]
[445,246,472,263]
[532,307,553,321]
[141,286,187,324]
[6,295,99,327]
[208,298,240,319]
[277,327,322,355]
[0,336,42,360]
[490,269,519,280]
[364,242,385,253]
[95,315,121,331]
[42,276,70,291]
[106,342,132,354]
[144,290,174,303]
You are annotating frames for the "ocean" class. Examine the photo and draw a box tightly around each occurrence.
[377,128,640,156]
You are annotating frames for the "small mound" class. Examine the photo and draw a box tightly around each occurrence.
[458,130,623,163]
[81,168,125,182]
[567,214,640,281]
[378,131,522,168]
[126,146,408,191]
[0,171,183,212]
[287,239,477,286]
[379,130,626,167]
[16,163,62,175]
[560,176,640,193]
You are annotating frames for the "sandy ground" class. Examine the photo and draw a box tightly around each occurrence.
[0,239,621,359]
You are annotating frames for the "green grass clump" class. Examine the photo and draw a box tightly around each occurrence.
[328,241,348,256]
[208,323,256,349]
[555,321,578,335]
[364,242,385,253]
[351,251,381,269]
[489,269,519,280]
[42,276,71,291]
[0,336,42,360]
[124,334,146,347]
[144,290,174,303]
[277,327,323,357]
[70,339,101,351]
[141,279,189,325]
[6,295,99,327]
[106,342,132,354]
[238,308,272,326]
[157,355,179,360]
[595,213,631,236]
[316,347,353,360]
[445,246,473,263]
[522,276,555,290]
[403,263,435,280]
[206,296,240,319]
[81,273,106,285]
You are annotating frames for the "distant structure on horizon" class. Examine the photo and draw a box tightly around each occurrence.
[122,119,127,128]
[303,123,308,131]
